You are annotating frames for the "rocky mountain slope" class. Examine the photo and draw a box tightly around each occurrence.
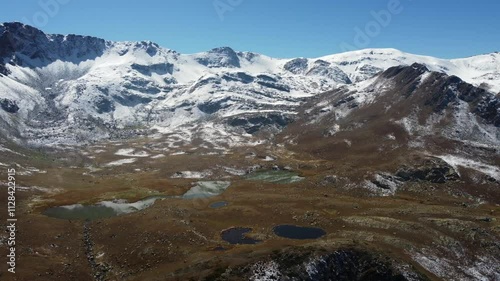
[1,22,499,148]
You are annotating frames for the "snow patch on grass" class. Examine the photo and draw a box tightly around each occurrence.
[171,170,212,179]
[105,158,137,167]
[435,155,500,181]
[150,154,165,159]
[115,148,150,157]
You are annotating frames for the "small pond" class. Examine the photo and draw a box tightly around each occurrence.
[42,195,169,220]
[245,170,304,184]
[273,225,326,240]
[210,201,229,209]
[44,181,232,220]
[221,227,261,245]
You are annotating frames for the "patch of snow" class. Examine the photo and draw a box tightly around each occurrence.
[115,148,150,157]
[221,166,246,176]
[150,154,165,159]
[171,170,212,179]
[435,155,500,181]
[104,158,137,167]
[262,156,275,162]
[344,139,352,147]
[386,134,396,140]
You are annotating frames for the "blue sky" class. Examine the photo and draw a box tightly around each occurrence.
[1,0,499,59]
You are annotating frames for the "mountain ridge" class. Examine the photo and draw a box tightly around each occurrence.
[1,22,499,148]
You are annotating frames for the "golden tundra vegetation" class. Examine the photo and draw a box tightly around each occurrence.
[0,132,498,281]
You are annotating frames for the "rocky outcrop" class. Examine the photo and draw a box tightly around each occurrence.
[214,247,428,280]
[382,63,500,126]
[284,58,309,74]
[197,97,231,114]
[0,22,106,67]
[131,62,174,76]
[228,113,293,134]
[0,98,19,113]
[307,60,352,84]
[0,63,9,76]
[396,158,460,183]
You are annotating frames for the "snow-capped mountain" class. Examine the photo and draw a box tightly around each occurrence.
[286,63,500,151]
[0,22,499,146]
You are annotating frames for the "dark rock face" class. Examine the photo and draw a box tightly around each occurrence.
[300,249,410,281]
[229,113,293,134]
[196,47,240,68]
[381,63,430,97]
[221,72,254,84]
[334,95,356,107]
[307,60,352,84]
[284,58,309,74]
[396,158,460,183]
[0,22,106,67]
[123,77,162,95]
[256,80,290,92]
[131,62,174,76]
[382,63,429,80]
[421,73,500,126]
[132,41,160,57]
[256,74,277,82]
[356,64,383,80]
[197,97,231,114]
[0,98,19,113]
[94,97,114,114]
[113,93,152,107]
[0,24,16,59]
[0,63,10,76]
[381,64,500,127]
[189,77,221,93]
[474,96,500,127]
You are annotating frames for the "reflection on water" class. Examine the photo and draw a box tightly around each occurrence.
[42,195,169,220]
[245,170,304,184]
[210,201,229,208]
[44,181,232,220]
[221,227,261,245]
[182,181,231,199]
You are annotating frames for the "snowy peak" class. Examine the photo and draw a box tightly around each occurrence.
[0,22,499,147]
[1,23,499,92]
[194,46,240,68]
[316,49,500,93]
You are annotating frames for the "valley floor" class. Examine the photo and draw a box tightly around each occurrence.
[0,136,499,281]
